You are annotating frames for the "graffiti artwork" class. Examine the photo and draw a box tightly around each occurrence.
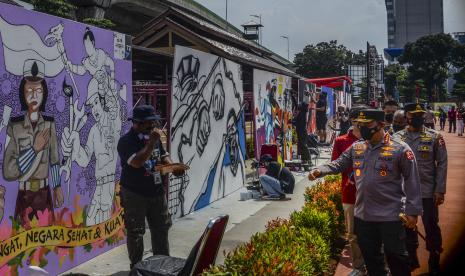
[253,69,293,161]
[0,3,131,274]
[170,46,246,217]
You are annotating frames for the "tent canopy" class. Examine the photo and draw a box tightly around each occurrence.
[305,76,352,88]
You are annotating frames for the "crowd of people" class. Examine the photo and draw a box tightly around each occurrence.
[309,101,450,276]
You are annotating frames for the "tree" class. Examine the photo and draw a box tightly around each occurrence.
[384,64,403,98]
[451,43,465,102]
[22,0,76,19]
[294,40,365,78]
[399,33,458,102]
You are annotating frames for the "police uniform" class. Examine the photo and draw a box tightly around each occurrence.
[3,114,61,223]
[314,109,422,276]
[394,103,447,273]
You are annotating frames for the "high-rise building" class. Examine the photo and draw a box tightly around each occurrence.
[385,0,444,48]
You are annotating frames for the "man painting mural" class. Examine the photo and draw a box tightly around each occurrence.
[3,60,63,226]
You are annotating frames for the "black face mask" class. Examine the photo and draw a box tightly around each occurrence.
[409,117,424,129]
[360,125,380,141]
[385,113,394,123]
[393,124,405,132]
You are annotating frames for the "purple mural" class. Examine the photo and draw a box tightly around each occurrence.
[0,3,132,275]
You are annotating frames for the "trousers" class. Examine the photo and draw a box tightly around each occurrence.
[343,204,365,270]
[121,186,172,267]
[259,175,283,197]
[354,217,410,276]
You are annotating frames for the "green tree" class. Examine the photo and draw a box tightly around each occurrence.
[384,64,403,98]
[22,0,76,19]
[294,40,365,78]
[353,77,368,104]
[399,33,458,102]
[452,43,465,102]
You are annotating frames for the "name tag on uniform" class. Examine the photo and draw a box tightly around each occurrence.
[153,171,162,185]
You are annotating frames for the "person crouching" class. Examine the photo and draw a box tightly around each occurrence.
[259,154,295,199]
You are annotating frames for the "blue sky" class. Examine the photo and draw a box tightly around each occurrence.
[196,0,465,61]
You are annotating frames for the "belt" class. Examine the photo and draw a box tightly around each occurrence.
[20,179,48,192]
[96,174,115,186]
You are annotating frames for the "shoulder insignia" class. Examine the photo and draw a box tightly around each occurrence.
[10,115,25,123]
[43,115,55,122]
[405,150,415,160]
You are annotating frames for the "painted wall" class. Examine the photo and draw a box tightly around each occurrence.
[170,46,245,217]
[253,69,293,162]
[0,3,132,274]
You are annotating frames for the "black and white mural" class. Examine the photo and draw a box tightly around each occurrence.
[170,46,246,217]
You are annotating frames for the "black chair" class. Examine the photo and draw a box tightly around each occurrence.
[130,215,229,276]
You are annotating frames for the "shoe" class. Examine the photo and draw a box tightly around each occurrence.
[428,253,441,276]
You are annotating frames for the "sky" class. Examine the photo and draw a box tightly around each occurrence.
[195,0,465,61]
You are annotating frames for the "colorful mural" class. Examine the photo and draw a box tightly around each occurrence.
[253,69,293,161]
[170,46,246,217]
[0,3,131,274]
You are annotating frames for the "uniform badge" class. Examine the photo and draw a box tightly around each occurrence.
[381,151,393,157]
[354,161,362,167]
[380,170,387,177]
[355,169,361,177]
[382,146,394,151]
[420,145,430,151]
[355,150,364,155]
[421,153,429,159]
[406,150,415,160]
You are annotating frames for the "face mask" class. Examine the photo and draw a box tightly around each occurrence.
[385,113,394,123]
[360,125,380,141]
[409,117,424,128]
[342,115,349,122]
[393,124,405,132]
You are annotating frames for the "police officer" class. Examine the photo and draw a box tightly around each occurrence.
[309,109,422,276]
[394,103,447,275]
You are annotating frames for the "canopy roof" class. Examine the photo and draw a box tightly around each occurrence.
[305,76,352,88]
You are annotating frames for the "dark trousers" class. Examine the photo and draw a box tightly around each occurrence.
[296,131,310,161]
[440,119,446,130]
[354,217,410,276]
[406,198,442,254]
[449,120,456,132]
[15,186,55,226]
[121,186,172,267]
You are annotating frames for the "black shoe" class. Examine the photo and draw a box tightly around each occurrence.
[428,253,441,276]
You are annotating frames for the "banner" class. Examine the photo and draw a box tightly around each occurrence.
[170,46,246,217]
[253,69,293,162]
[0,3,131,274]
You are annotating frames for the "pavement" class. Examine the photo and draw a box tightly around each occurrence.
[64,149,333,275]
[334,126,465,276]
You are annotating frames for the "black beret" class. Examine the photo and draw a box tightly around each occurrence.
[404,103,426,113]
[354,109,385,123]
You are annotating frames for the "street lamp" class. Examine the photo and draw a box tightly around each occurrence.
[225,0,228,23]
[250,14,262,44]
[281,35,289,61]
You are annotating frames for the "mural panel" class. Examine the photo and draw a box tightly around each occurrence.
[0,3,131,274]
[170,46,245,217]
[253,69,293,161]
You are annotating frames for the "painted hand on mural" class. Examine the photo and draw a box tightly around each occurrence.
[53,186,64,208]
[33,128,50,153]
[196,106,211,156]
[0,185,5,222]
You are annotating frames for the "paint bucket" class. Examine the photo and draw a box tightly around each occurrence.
[240,192,249,201]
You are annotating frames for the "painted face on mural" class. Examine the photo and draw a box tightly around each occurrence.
[89,94,104,122]
[84,36,96,56]
[24,80,44,112]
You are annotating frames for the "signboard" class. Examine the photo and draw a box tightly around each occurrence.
[0,3,132,274]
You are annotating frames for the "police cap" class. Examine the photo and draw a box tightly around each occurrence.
[404,103,426,114]
[354,109,385,123]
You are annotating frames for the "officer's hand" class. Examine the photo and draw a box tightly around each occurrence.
[33,128,50,153]
[308,169,322,181]
[53,186,64,208]
[434,192,445,206]
[173,168,185,177]
[404,215,418,229]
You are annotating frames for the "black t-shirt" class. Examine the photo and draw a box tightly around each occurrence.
[294,103,308,130]
[265,162,295,193]
[316,98,327,118]
[117,128,167,197]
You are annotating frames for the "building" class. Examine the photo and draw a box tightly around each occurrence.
[385,0,444,48]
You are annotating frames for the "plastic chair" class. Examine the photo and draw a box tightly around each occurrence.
[130,215,229,276]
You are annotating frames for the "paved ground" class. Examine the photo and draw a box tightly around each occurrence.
[64,149,332,275]
[334,127,465,275]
